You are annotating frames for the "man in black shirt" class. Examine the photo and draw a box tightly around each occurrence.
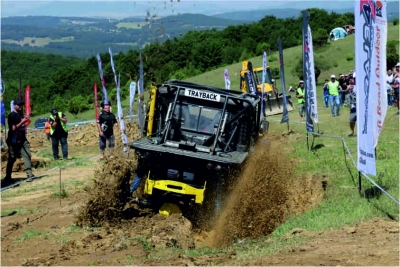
[3,100,35,183]
[97,102,117,160]
[49,108,69,160]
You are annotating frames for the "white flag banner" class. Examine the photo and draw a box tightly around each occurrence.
[224,69,230,90]
[10,100,14,112]
[137,80,145,132]
[261,51,267,120]
[96,54,109,103]
[307,25,318,123]
[129,81,136,123]
[117,85,128,146]
[356,0,387,176]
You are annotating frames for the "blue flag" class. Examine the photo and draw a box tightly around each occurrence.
[278,37,289,124]
[0,71,5,126]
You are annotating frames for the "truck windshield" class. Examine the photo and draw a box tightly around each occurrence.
[255,69,273,85]
[173,104,222,134]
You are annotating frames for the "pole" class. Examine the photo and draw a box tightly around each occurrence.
[286,121,290,132]
[306,132,309,150]
[358,171,362,194]
[59,166,62,207]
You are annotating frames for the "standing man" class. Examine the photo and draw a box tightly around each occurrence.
[296,80,305,121]
[345,78,357,136]
[49,108,69,160]
[322,79,329,107]
[328,74,341,117]
[97,102,117,160]
[45,118,51,141]
[2,100,35,183]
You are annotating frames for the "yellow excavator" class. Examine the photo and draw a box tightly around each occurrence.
[240,61,294,115]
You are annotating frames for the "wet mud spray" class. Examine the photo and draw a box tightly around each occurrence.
[206,134,328,248]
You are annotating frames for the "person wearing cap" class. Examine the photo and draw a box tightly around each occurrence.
[97,101,117,160]
[2,100,35,183]
[328,74,341,117]
[296,81,306,120]
[49,108,69,160]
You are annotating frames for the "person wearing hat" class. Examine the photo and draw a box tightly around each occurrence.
[296,80,306,121]
[49,108,69,160]
[328,74,341,117]
[97,101,117,160]
[2,100,35,184]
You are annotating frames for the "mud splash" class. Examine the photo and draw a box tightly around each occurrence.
[75,152,137,227]
[210,135,328,247]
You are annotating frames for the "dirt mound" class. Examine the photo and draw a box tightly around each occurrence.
[1,150,51,173]
[75,153,137,227]
[210,136,328,247]
[68,121,142,148]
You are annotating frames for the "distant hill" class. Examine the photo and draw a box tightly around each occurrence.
[0,13,246,58]
[213,2,399,22]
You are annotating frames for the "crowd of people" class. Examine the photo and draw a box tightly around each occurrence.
[1,100,118,184]
[295,63,400,137]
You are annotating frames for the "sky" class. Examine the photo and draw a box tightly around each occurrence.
[1,0,397,18]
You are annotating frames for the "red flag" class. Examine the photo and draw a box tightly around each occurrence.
[25,85,31,127]
[94,82,99,120]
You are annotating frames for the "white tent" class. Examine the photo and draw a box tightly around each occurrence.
[329,27,348,41]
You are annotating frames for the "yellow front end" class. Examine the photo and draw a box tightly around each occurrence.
[143,172,207,215]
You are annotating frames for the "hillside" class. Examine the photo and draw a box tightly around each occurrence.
[213,2,399,22]
[187,24,400,89]
[0,14,246,58]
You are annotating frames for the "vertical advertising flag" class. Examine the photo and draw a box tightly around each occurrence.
[224,69,231,90]
[96,54,109,103]
[307,25,319,124]
[129,82,136,123]
[302,11,314,133]
[109,48,119,87]
[94,83,99,120]
[138,52,145,133]
[10,101,14,113]
[0,72,5,126]
[261,52,267,120]
[278,37,289,124]
[246,61,257,96]
[117,75,128,148]
[25,85,31,127]
[356,0,387,176]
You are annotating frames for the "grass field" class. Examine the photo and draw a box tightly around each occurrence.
[116,22,149,29]
[1,37,74,47]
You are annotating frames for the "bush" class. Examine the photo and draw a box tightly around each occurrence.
[393,18,399,26]
[346,55,354,61]
[268,55,278,62]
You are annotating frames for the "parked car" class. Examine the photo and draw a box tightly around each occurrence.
[34,118,48,129]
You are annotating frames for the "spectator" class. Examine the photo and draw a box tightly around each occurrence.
[45,118,51,141]
[328,74,341,117]
[2,100,35,184]
[345,78,357,136]
[393,66,400,114]
[387,69,394,85]
[97,102,117,160]
[49,108,69,160]
[296,81,305,121]
[338,74,348,106]
[387,82,394,107]
[322,79,329,107]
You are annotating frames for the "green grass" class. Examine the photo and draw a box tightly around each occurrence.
[14,228,42,243]
[0,207,42,216]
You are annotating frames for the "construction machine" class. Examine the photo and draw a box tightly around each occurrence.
[240,61,294,115]
[129,80,267,218]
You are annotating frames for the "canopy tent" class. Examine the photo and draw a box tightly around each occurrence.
[329,27,348,41]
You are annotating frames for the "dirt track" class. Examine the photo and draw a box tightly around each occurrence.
[1,123,398,266]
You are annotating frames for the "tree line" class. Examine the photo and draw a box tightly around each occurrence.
[3,8,392,117]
